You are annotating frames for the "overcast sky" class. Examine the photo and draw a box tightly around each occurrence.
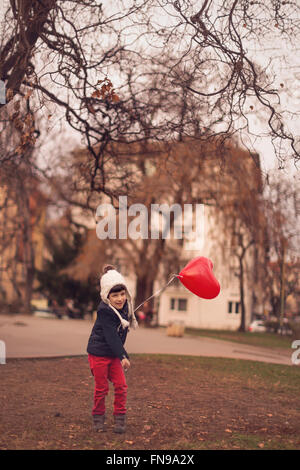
[1,1,299,179]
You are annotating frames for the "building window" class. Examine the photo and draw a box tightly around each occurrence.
[228,301,240,315]
[170,298,188,312]
[178,298,187,311]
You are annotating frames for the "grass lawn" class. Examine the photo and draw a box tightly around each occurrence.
[185,328,294,350]
[1,354,299,450]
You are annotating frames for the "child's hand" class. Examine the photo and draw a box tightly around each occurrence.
[121,358,130,371]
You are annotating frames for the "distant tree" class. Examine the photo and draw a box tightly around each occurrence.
[0,159,47,312]
[261,173,300,321]
[35,214,99,310]
[211,146,265,331]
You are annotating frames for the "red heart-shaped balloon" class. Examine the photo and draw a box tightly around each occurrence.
[178,256,220,299]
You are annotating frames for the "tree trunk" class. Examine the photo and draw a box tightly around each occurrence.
[238,255,246,332]
[279,243,286,334]
[134,274,154,311]
[133,234,166,311]
[24,264,35,313]
[238,239,254,332]
[17,176,36,313]
[10,243,23,305]
[0,0,57,101]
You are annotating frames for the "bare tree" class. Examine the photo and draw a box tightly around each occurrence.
[161,0,300,165]
[1,0,298,315]
[0,0,299,178]
[0,159,48,312]
[262,173,300,323]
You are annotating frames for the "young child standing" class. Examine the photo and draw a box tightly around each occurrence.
[87,265,138,433]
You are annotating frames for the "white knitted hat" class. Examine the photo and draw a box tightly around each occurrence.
[100,269,138,330]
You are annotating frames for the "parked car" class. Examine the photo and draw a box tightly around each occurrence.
[248,320,267,333]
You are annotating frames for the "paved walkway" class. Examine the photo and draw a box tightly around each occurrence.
[0,314,293,366]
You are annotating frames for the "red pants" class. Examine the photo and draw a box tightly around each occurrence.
[88,354,127,416]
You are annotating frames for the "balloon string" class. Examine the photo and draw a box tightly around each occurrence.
[134,274,181,313]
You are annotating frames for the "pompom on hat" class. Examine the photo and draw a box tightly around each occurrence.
[100,265,138,330]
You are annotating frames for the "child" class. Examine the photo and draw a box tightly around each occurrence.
[87,265,138,433]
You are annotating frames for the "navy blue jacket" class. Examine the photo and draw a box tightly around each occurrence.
[87,300,129,360]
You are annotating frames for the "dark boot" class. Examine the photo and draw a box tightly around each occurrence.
[93,414,106,432]
[113,414,126,434]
